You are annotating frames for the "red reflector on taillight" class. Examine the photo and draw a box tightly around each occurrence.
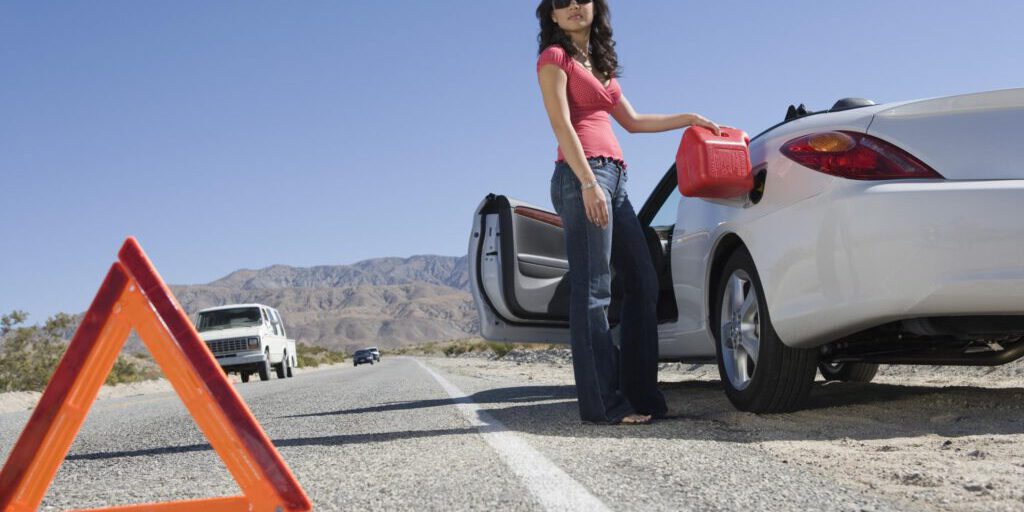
[781,131,944,180]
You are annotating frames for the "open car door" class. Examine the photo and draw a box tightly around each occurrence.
[469,170,681,345]
[469,194,571,343]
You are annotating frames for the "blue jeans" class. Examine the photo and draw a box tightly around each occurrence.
[550,158,667,423]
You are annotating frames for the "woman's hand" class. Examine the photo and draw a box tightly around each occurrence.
[689,113,721,136]
[582,184,608,228]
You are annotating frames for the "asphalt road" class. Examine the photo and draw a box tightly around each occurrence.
[0,357,922,511]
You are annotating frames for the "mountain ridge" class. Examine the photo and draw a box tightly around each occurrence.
[202,254,469,291]
[166,255,478,354]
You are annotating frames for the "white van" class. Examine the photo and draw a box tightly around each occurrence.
[195,303,298,382]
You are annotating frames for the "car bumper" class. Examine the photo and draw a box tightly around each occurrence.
[748,179,1024,348]
[214,351,267,369]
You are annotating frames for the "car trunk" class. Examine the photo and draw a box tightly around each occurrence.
[867,88,1024,180]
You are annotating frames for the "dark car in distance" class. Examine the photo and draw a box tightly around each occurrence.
[353,349,375,367]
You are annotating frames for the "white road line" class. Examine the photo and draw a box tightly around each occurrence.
[414,358,611,512]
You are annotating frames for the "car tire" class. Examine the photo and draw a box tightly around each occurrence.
[275,352,287,379]
[712,247,818,413]
[286,355,294,378]
[818,361,879,383]
[258,350,271,382]
[240,372,250,383]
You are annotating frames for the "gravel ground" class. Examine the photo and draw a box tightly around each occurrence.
[0,359,538,510]
[0,362,347,415]
[1,354,1022,511]
[431,354,1024,512]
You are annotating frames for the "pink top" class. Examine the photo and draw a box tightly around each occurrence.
[536,45,625,167]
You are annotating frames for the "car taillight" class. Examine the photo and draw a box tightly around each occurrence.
[781,131,944,180]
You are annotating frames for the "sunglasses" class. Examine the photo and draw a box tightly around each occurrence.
[552,0,592,9]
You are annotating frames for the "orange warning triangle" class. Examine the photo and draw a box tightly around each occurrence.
[0,238,312,512]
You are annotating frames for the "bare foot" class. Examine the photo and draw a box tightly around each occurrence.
[619,414,652,425]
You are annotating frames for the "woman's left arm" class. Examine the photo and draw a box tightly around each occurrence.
[611,95,721,135]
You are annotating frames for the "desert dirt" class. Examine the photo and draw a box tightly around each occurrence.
[0,362,346,415]
[425,352,1024,512]
[3,351,1023,511]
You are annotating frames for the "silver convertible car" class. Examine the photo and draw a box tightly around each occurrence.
[469,88,1024,413]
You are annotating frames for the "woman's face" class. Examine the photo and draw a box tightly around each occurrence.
[551,1,594,33]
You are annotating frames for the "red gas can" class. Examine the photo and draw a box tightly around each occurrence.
[676,126,753,198]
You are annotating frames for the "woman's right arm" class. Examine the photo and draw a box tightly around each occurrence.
[538,64,608,228]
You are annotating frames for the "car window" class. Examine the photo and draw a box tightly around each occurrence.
[266,309,280,336]
[196,308,261,332]
[274,309,286,337]
[271,310,286,337]
[649,191,680,230]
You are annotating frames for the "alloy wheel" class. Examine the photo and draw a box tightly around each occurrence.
[719,269,761,391]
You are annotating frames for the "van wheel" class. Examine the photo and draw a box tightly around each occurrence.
[258,350,271,381]
[285,355,294,378]
[712,247,818,413]
[275,352,287,379]
[819,361,879,383]
[241,372,250,383]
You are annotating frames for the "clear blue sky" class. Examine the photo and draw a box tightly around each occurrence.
[2,1,1022,322]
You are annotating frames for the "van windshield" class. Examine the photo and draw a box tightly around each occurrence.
[196,308,262,332]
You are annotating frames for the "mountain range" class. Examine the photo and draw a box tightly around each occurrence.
[165,255,478,353]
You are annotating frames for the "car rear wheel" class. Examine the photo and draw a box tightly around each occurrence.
[713,247,818,413]
[285,354,294,378]
[819,361,879,383]
[240,372,250,383]
[275,352,287,379]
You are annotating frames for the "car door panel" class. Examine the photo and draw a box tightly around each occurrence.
[471,166,687,346]
[471,195,571,342]
[477,195,570,323]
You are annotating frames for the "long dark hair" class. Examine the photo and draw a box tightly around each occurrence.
[536,0,621,79]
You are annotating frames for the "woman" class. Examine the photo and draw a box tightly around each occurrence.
[536,0,721,424]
